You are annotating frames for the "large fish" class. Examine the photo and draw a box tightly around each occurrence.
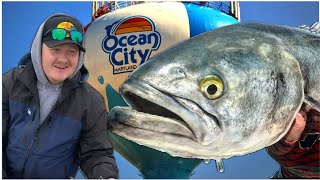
[108,23,320,160]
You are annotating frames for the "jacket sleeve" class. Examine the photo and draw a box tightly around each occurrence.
[79,93,118,179]
[2,73,12,178]
[266,138,298,156]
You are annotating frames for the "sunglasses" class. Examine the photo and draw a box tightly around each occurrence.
[44,28,83,43]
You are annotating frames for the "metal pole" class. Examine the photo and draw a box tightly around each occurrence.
[236,1,241,21]
[230,1,234,17]
[92,1,95,19]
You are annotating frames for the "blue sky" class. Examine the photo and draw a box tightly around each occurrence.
[2,1,319,179]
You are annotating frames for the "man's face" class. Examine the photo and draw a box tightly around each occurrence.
[42,43,79,84]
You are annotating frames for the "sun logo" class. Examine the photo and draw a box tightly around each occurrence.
[56,22,76,37]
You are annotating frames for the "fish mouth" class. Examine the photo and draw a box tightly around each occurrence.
[109,77,196,140]
[108,77,221,158]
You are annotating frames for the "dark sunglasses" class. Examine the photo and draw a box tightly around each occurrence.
[44,28,83,43]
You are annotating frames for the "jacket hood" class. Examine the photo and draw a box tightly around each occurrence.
[30,13,86,85]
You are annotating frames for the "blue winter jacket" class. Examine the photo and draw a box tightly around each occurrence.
[2,53,118,179]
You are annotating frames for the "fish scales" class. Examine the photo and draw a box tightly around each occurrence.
[108,23,320,160]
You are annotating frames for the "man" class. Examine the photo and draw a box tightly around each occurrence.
[2,13,118,178]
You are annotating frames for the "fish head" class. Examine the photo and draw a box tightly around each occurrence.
[108,23,304,160]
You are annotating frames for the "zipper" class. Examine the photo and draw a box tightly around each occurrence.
[20,111,54,178]
[20,122,41,178]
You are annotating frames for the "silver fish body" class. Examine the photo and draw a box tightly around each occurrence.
[108,23,320,160]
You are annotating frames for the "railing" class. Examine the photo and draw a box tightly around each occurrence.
[189,1,231,14]
[187,1,240,20]
[108,1,141,12]
[299,22,320,34]
[92,1,240,21]
[92,1,141,19]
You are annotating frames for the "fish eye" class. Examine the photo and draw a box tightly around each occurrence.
[200,75,224,99]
